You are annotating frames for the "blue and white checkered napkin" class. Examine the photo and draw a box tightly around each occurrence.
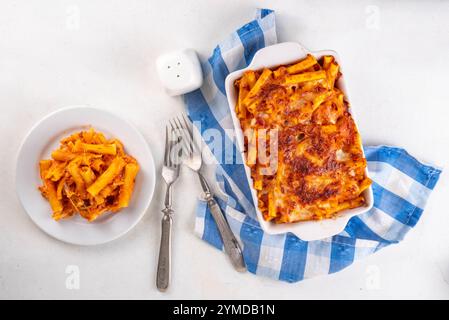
[183,9,442,282]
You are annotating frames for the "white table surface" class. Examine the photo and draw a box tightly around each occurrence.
[1,0,448,300]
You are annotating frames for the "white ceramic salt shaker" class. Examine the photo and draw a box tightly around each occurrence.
[156,49,203,96]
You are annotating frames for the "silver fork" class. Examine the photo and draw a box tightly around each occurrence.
[157,126,180,291]
[169,115,247,273]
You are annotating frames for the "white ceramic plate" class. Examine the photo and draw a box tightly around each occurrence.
[15,106,156,245]
[224,42,373,241]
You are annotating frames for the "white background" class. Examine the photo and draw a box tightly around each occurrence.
[1,0,448,299]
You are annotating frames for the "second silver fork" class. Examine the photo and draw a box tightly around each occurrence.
[170,115,247,273]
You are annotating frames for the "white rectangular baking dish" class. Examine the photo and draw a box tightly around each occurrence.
[224,42,373,241]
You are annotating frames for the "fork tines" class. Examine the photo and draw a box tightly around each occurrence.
[164,125,180,169]
[168,114,197,157]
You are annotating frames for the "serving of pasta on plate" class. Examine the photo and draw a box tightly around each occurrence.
[38,128,139,222]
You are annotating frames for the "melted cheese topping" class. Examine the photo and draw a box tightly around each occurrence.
[234,55,371,223]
